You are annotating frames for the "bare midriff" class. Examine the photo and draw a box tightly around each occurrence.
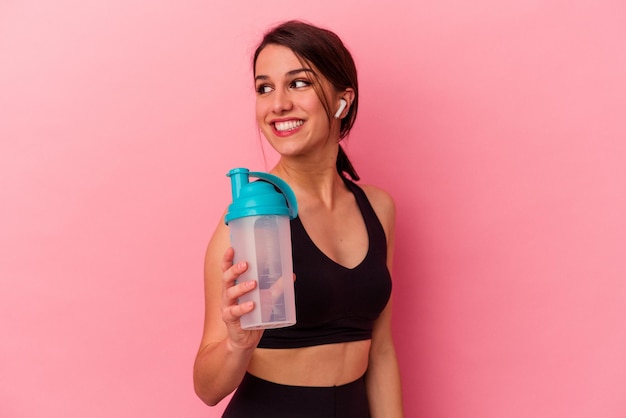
[248,339,371,387]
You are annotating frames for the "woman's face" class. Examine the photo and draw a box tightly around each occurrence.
[254,44,341,158]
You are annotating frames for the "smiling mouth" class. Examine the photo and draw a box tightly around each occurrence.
[274,120,304,132]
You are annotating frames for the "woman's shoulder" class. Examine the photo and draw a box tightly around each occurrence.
[356,183,396,231]
[358,183,395,210]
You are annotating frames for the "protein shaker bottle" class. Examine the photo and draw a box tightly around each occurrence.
[224,168,298,330]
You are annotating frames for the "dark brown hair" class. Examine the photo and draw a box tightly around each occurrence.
[253,20,360,181]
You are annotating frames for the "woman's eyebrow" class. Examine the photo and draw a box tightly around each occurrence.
[254,68,315,81]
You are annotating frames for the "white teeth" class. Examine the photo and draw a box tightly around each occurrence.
[274,120,303,132]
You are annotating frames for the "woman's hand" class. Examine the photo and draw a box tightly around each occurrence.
[220,247,264,351]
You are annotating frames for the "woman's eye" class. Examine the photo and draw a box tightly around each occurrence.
[291,79,311,89]
[256,85,273,94]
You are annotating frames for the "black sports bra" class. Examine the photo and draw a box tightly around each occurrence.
[257,178,392,349]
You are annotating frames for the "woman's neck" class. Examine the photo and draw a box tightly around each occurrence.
[271,159,346,208]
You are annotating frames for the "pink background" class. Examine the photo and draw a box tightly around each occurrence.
[1,1,625,417]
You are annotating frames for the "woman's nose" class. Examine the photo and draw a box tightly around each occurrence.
[272,89,293,114]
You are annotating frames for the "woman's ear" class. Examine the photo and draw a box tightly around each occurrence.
[334,88,355,119]
[341,88,355,108]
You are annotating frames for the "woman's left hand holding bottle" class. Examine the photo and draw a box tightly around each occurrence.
[220,246,264,351]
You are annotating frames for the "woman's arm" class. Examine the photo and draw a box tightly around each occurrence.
[367,298,404,417]
[363,185,404,417]
[193,217,263,406]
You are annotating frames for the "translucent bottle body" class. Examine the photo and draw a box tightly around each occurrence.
[228,215,296,329]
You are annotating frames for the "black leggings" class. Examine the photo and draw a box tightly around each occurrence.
[222,372,370,418]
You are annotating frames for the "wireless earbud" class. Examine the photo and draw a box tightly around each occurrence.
[334,99,348,119]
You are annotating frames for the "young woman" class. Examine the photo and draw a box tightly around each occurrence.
[193,20,403,417]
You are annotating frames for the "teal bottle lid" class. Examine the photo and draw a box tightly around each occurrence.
[224,168,298,224]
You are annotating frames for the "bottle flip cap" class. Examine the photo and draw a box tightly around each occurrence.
[225,168,298,224]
